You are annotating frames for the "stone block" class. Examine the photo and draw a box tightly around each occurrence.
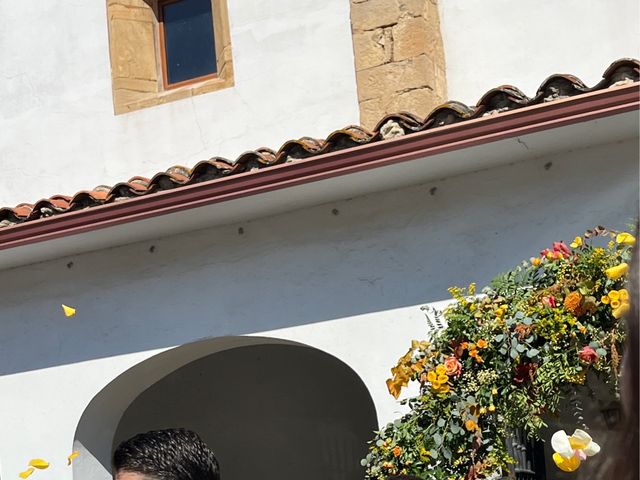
[352,28,390,71]
[359,97,384,129]
[351,0,401,31]
[356,54,436,102]
[398,0,425,16]
[109,18,158,81]
[384,86,440,117]
[392,16,429,62]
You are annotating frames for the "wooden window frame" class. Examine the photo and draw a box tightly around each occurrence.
[157,0,219,90]
[106,0,234,115]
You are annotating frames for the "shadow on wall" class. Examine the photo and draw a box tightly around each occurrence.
[73,336,377,480]
[1,140,638,376]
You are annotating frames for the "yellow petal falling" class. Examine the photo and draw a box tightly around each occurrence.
[28,459,49,469]
[61,304,76,317]
[68,450,80,465]
[18,468,34,479]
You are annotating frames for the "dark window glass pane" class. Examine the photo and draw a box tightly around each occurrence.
[162,0,217,85]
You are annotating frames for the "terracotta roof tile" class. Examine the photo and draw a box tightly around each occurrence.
[1,58,638,229]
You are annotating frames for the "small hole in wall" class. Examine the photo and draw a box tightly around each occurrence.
[544,162,553,170]
[66,261,74,269]
[149,245,156,253]
[429,187,437,196]
[332,209,340,216]
[238,227,244,235]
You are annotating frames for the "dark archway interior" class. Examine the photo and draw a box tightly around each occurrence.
[113,344,377,480]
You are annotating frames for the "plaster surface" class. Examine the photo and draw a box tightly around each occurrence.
[0,140,637,478]
[439,0,640,105]
[0,0,359,207]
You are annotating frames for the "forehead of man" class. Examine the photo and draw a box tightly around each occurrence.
[115,472,156,480]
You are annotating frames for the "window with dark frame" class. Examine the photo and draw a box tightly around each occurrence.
[159,0,217,88]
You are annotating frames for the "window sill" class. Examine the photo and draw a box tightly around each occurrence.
[114,67,234,115]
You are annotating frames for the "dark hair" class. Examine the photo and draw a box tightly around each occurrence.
[592,223,640,480]
[614,224,639,480]
[113,428,220,480]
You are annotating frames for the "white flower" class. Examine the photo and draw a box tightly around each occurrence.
[551,429,600,472]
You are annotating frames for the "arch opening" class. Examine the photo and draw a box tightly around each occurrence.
[74,336,377,480]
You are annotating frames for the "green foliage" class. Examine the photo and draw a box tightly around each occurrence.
[364,228,634,479]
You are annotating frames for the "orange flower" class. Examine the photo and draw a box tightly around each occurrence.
[469,350,484,363]
[392,446,402,457]
[564,291,583,316]
[465,419,478,431]
[477,339,488,349]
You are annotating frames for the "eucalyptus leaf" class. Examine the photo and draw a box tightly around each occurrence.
[437,418,446,428]
[527,348,540,358]
[510,348,519,359]
[516,343,526,353]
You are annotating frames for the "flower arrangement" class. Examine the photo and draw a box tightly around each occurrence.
[363,227,635,480]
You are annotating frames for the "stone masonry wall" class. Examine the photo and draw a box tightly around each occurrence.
[350,0,447,128]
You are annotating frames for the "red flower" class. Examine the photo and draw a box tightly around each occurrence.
[514,363,537,384]
[542,295,557,308]
[540,242,571,260]
[578,346,599,363]
[553,241,570,256]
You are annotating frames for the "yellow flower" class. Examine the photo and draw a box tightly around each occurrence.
[386,378,403,399]
[491,388,498,395]
[431,380,442,389]
[420,447,431,461]
[570,236,583,248]
[579,325,587,334]
[437,384,451,394]
[552,429,600,472]
[608,290,620,301]
[601,295,610,304]
[616,232,636,245]
[477,339,488,349]
[531,257,542,266]
[613,302,631,319]
[427,371,437,383]
[546,251,555,259]
[619,289,629,301]
[605,263,629,280]
[610,299,621,309]
[488,405,496,412]
[435,364,447,375]
[437,374,449,384]
[479,407,487,415]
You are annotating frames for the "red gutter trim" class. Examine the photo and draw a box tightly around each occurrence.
[1,83,638,251]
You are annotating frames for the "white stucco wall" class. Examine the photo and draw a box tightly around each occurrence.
[439,0,640,105]
[0,0,359,207]
[0,138,637,479]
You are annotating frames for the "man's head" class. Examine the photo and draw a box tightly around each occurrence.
[113,428,220,480]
